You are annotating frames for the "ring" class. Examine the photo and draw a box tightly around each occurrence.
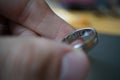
[62,27,98,52]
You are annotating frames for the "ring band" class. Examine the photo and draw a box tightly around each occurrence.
[62,27,98,52]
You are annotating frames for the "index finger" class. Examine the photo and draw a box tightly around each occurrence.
[0,0,75,40]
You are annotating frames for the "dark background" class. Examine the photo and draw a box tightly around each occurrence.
[87,33,120,80]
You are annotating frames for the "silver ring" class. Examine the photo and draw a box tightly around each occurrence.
[62,27,98,52]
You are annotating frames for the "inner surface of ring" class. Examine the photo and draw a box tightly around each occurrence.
[62,28,98,51]
[62,28,95,44]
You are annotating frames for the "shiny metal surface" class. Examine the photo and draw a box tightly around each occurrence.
[62,28,98,52]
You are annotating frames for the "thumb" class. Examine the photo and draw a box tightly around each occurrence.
[0,38,89,80]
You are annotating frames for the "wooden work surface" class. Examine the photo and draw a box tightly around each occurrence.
[48,2,120,36]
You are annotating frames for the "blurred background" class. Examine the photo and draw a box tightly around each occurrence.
[46,0,120,80]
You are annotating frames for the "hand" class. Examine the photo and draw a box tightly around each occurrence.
[0,0,90,80]
[0,0,74,39]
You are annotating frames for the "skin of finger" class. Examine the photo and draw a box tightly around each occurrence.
[0,0,28,20]
[0,37,72,80]
[9,21,39,36]
[0,0,75,39]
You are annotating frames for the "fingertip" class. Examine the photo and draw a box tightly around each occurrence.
[60,48,90,80]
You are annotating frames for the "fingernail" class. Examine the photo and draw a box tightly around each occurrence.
[60,48,89,80]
